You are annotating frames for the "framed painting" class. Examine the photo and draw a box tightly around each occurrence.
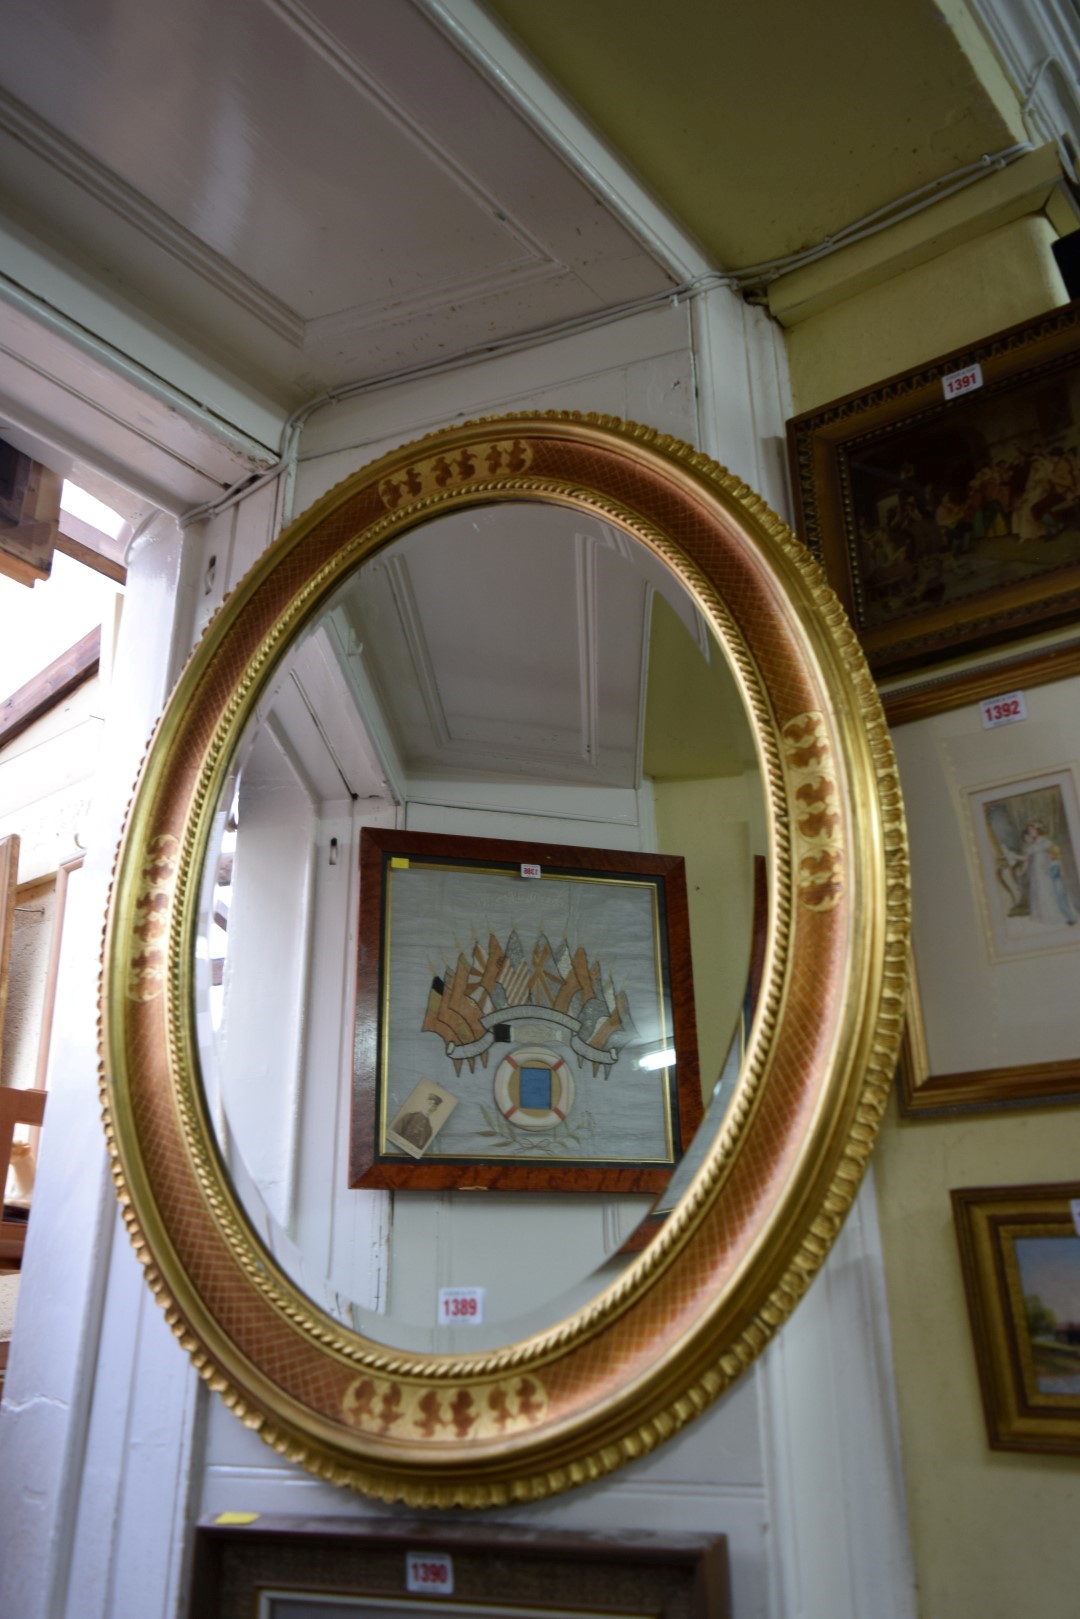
[893,670,1080,1114]
[350,827,702,1192]
[787,300,1080,676]
[189,1518,731,1619]
[967,768,1080,959]
[953,1182,1080,1454]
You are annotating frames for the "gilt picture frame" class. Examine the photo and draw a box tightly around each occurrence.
[350,826,702,1193]
[788,300,1080,676]
[953,1182,1080,1455]
[892,669,1080,1115]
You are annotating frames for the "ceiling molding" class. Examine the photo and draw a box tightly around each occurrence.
[0,88,305,346]
[264,0,564,261]
[0,0,674,406]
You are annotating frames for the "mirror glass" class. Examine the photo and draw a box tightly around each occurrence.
[193,502,765,1354]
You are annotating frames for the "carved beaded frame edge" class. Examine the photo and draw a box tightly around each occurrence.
[98,413,910,1507]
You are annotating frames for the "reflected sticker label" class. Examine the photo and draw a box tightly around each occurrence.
[438,1286,485,1324]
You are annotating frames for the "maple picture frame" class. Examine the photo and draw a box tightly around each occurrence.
[350,826,702,1192]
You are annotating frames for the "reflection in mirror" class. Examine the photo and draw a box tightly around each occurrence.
[194,504,765,1353]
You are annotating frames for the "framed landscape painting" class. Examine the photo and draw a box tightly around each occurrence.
[953,1182,1080,1454]
[350,827,702,1193]
[788,301,1080,675]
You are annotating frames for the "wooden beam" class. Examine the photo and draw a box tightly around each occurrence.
[0,627,101,751]
[56,530,126,586]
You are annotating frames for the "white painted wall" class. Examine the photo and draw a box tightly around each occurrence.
[0,293,914,1619]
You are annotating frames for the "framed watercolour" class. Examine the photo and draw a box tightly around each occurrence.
[788,300,1080,676]
[350,827,702,1192]
[953,1182,1080,1455]
[189,1518,732,1619]
[893,671,1080,1114]
[967,769,1080,958]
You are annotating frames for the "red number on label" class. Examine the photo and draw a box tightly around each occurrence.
[983,697,1023,725]
[946,369,977,396]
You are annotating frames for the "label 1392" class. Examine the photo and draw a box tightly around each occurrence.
[980,691,1027,729]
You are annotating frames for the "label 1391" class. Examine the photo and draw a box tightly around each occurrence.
[942,361,983,400]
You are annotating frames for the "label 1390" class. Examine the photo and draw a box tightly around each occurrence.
[406,1552,454,1595]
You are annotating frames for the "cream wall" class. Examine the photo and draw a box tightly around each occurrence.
[779,201,1079,1619]
[785,214,1067,413]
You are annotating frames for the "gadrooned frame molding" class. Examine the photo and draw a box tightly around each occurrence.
[99,413,910,1507]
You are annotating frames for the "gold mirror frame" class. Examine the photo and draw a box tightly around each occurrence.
[99,414,908,1507]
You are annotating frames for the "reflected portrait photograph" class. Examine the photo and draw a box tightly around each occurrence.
[386,1079,459,1160]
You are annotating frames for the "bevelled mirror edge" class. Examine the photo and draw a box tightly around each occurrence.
[98,412,909,1507]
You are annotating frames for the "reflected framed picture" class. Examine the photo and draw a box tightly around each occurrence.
[788,301,1080,675]
[892,669,1080,1114]
[953,1182,1080,1454]
[189,1518,731,1619]
[350,827,702,1192]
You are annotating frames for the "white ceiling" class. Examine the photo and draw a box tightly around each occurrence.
[0,0,674,409]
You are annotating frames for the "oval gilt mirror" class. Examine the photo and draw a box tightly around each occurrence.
[100,414,909,1505]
